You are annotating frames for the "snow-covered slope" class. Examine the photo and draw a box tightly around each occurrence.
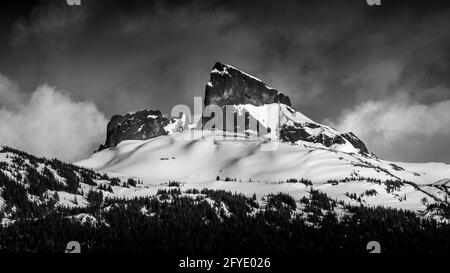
[226,103,369,155]
[76,128,450,215]
[75,62,450,216]
[76,129,450,185]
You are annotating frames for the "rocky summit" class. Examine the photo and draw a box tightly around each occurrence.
[204,62,291,107]
[98,109,170,151]
[201,62,369,155]
[98,62,370,156]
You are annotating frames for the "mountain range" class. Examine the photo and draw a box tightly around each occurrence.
[77,62,450,220]
[1,62,450,229]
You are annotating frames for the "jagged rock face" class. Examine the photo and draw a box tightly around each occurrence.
[98,62,369,156]
[202,62,291,129]
[98,109,170,151]
[204,62,292,107]
[200,62,370,155]
[340,132,370,154]
[280,124,369,155]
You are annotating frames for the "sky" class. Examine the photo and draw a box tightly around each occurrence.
[0,0,450,163]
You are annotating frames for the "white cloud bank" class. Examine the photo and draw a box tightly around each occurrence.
[0,74,107,162]
[331,94,450,163]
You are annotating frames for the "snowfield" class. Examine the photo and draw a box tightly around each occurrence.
[76,128,450,213]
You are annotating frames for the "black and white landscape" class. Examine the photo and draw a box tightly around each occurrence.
[1,0,450,255]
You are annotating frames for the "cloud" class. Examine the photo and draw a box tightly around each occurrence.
[0,75,107,161]
[1,0,450,163]
[10,2,87,48]
[0,73,23,108]
[330,94,450,163]
[343,60,404,100]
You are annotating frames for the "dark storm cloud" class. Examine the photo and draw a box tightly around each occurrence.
[1,0,450,163]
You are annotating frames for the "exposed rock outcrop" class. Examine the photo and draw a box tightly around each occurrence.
[280,124,369,154]
[98,62,370,156]
[201,62,370,155]
[98,109,170,151]
[204,62,291,107]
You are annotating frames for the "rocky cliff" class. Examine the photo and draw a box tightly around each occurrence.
[204,62,291,107]
[98,62,369,155]
[98,109,170,151]
[202,62,370,155]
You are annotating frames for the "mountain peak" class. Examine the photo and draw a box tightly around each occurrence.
[98,109,169,151]
[98,63,369,156]
[204,62,292,107]
[98,109,188,151]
